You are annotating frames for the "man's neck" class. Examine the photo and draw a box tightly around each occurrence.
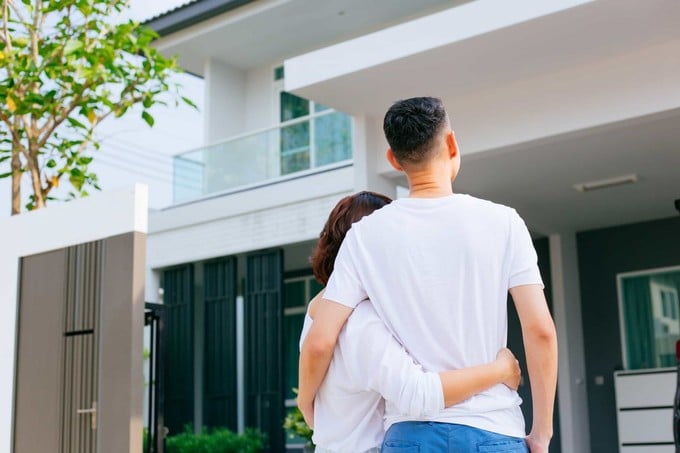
[407,169,454,198]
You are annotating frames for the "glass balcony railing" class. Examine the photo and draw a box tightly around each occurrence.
[173,110,352,204]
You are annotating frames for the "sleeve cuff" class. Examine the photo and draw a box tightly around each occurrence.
[420,372,445,416]
[322,288,362,309]
[508,268,544,289]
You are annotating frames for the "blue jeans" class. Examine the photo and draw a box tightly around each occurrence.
[382,422,528,452]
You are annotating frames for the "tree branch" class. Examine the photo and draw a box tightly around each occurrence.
[2,0,13,52]
[36,82,93,148]
[7,0,28,25]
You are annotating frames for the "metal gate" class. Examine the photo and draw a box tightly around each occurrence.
[245,249,284,451]
[145,303,167,453]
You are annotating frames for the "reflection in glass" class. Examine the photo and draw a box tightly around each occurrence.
[621,268,680,369]
[314,112,352,166]
[314,102,332,113]
[280,92,309,122]
[280,122,310,175]
[284,313,305,400]
[173,151,204,203]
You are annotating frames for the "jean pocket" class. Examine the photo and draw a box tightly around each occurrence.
[382,440,421,452]
[477,438,527,452]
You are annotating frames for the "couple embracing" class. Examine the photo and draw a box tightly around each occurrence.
[299,97,558,452]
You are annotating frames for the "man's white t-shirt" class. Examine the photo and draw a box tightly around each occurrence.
[299,301,444,452]
[324,194,543,438]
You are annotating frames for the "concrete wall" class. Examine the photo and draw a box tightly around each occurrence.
[148,166,354,269]
[577,215,680,452]
[203,59,279,145]
[0,185,148,452]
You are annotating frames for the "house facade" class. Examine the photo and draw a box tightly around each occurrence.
[144,1,680,451]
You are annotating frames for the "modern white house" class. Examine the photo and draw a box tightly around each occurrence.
[144,1,680,451]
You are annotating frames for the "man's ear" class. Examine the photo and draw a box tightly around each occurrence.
[446,131,459,160]
[386,149,403,172]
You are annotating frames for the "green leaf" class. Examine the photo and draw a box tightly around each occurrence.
[63,40,83,56]
[141,110,154,127]
[69,172,85,191]
[67,117,87,130]
[46,159,57,168]
[0,172,12,179]
[182,96,198,109]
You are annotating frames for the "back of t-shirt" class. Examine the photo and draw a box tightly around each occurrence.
[323,193,543,437]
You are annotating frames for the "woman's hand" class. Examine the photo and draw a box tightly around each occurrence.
[297,396,315,429]
[495,348,521,390]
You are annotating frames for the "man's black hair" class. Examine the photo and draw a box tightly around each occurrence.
[383,96,448,165]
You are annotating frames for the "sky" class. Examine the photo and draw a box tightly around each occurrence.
[0,0,205,216]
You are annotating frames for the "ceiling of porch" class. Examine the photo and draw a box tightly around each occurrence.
[392,110,680,235]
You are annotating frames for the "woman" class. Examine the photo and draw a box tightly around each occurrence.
[300,191,522,452]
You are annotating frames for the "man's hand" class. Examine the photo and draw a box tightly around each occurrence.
[298,397,314,429]
[525,432,550,453]
[495,348,521,390]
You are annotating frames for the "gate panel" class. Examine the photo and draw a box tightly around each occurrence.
[61,241,101,453]
[203,257,238,430]
[13,230,145,453]
[163,265,195,435]
[13,249,68,453]
[245,250,284,451]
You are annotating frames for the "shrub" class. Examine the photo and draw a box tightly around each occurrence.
[283,407,313,446]
[145,426,264,453]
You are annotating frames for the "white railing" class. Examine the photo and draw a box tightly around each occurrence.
[173,110,352,204]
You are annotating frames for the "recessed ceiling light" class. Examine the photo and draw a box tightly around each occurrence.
[574,173,638,192]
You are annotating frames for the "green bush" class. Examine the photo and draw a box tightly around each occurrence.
[282,407,313,445]
[144,426,265,453]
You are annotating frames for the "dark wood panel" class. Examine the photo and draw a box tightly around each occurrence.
[14,249,68,453]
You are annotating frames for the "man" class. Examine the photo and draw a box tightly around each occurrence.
[299,97,558,452]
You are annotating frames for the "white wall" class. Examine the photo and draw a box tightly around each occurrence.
[204,59,280,144]
[204,59,247,143]
[0,185,148,452]
[352,115,397,198]
[148,167,353,269]
[244,65,277,132]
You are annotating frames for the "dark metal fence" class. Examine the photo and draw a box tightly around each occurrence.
[145,303,167,453]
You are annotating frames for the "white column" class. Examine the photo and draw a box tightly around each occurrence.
[549,233,591,453]
[352,116,397,198]
[203,59,246,144]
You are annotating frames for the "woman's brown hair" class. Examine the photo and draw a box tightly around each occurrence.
[310,191,392,286]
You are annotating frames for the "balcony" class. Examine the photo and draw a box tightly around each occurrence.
[173,109,352,204]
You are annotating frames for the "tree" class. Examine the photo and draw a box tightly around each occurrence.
[0,0,193,215]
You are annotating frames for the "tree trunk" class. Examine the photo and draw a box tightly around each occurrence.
[27,147,45,210]
[11,148,21,215]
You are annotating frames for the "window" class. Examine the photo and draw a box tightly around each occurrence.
[283,275,324,404]
[619,266,680,369]
[282,274,322,450]
[274,67,352,176]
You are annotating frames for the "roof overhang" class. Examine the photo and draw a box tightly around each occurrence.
[284,0,680,125]
[144,0,255,37]
[146,0,467,75]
